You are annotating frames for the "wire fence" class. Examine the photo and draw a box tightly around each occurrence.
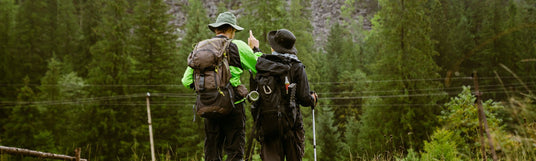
[0,75,534,87]
[0,82,532,109]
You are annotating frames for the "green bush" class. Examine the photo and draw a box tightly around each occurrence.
[398,148,419,161]
[420,129,461,161]
[440,86,506,159]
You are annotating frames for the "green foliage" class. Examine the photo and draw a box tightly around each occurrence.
[287,0,318,82]
[77,0,104,76]
[84,0,136,160]
[178,0,212,83]
[238,0,289,52]
[12,0,56,86]
[1,1,536,160]
[430,0,536,100]
[358,0,445,156]
[53,0,81,64]
[421,129,461,161]
[130,0,179,92]
[501,97,536,160]
[2,77,42,150]
[180,0,212,47]
[0,0,17,99]
[87,0,132,87]
[39,56,62,101]
[317,106,342,161]
[130,1,198,160]
[440,86,511,160]
[399,148,420,161]
[343,116,361,160]
[322,23,368,136]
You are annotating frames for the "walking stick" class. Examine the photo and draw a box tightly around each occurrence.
[311,92,318,161]
[312,107,317,161]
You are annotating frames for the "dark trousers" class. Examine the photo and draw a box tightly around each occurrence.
[204,104,246,161]
[260,114,305,161]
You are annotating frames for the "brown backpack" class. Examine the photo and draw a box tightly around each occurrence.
[188,38,235,118]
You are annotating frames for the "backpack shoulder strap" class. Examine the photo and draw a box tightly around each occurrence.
[221,38,233,58]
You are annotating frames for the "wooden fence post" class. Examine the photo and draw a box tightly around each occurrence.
[75,147,81,161]
[473,71,498,161]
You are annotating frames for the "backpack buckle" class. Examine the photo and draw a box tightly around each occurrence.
[263,85,272,94]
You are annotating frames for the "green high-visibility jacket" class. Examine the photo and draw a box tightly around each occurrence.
[181,39,262,89]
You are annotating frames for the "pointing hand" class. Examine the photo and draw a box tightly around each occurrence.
[248,30,259,50]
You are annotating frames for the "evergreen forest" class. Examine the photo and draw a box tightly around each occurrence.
[1,0,535,160]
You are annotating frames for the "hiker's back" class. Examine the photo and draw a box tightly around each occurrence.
[254,54,301,138]
[188,37,234,118]
[188,38,232,90]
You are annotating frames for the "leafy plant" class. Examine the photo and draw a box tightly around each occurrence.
[420,129,461,161]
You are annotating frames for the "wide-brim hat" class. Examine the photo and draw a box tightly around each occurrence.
[267,29,297,54]
[208,12,243,32]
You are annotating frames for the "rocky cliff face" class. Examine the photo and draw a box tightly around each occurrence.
[166,0,376,48]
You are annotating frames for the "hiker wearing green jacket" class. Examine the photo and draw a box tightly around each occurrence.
[181,11,261,161]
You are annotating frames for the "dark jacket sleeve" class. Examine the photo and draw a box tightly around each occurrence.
[228,42,242,69]
[293,63,315,107]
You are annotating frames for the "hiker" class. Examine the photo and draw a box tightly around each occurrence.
[181,11,261,161]
[251,29,318,161]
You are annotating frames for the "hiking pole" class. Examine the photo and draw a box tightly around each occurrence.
[312,106,317,161]
[146,92,156,161]
[311,92,318,161]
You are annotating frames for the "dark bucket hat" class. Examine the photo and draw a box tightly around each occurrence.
[208,12,243,32]
[267,29,297,54]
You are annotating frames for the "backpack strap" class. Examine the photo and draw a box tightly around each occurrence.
[198,71,205,91]
[221,38,233,60]
[227,83,236,109]
[215,38,233,94]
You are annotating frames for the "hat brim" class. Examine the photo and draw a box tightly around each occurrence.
[267,30,297,54]
[208,22,244,32]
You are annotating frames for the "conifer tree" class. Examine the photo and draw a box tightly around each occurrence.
[450,0,519,95]
[84,0,135,159]
[87,0,132,89]
[358,0,444,155]
[288,0,316,74]
[172,0,211,159]
[54,0,82,72]
[2,77,45,150]
[130,0,179,90]
[343,116,361,160]
[239,0,289,52]
[13,0,56,86]
[489,0,536,94]
[286,2,319,160]
[324,23,367,134]
[77,0,104,76]
[37,56,86,154]
[39,56,62,101]
[0,0,16,86]
[130,0,187,159]
[178,0,212,80]
[430,0,531,95]
[317,106,342,161]
[516,0,536,86]
[0,0,17,130]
